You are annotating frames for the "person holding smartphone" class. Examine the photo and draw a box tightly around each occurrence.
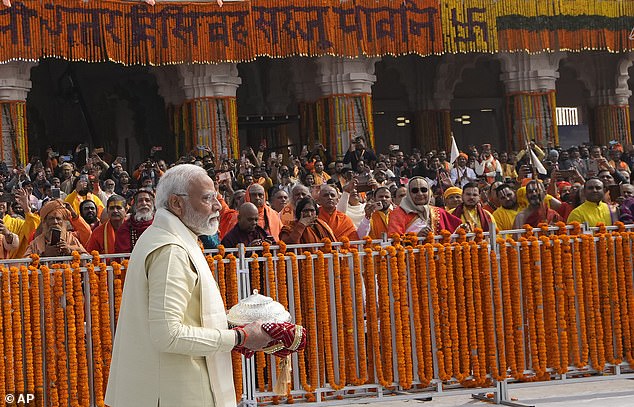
[25,199,87,257]
[356,186,393,239]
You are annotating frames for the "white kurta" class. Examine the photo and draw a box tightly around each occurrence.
[105,208,237,407]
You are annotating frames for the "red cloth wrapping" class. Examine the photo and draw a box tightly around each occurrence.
[233,322,306,358]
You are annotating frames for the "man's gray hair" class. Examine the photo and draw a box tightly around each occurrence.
[155,164,209,210]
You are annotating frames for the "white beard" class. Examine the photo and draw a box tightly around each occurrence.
[181,201,218,236]
[134,208,154,222]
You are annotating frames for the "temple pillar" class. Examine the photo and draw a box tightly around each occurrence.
[174,63,242,159]
[498,52,565,149]
[315,56,379,157]
[290,58,322,150]
[0,62,35,166]
[581,55,633,145]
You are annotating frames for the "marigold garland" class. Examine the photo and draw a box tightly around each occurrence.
[529,237,547,380]
[506,238,525,378]
[28,265,44,405]
[445,244,460,381]
[225,254,243,401]
[62,264,79,407]
[72,260,90,407]
[97,261,113,392]
[603,234,620,365]
[608,232,623,365]
[562,236,580,369]
[328,244,348,389]
[489,243,507,381]
[88,263,105,406]
[498,238,517,379]
[2,266,15,396]
[249,254,267,393]
[615,234,633,364]
[622,232,634,365]
[452,243,470,381]
[461,241,479,385]
[9,266,24,395]
[377,248,394,385]
[301,252,319,398]
[288,252,311,396]
[470,242,487,385]
[551,237,568,374]
[478,242,499,381]
[520,238,539,379]
[0,270,5,402]
[340,247,358,385]
[113,262,123,323]
[351,248,369,385]
[213,254,226,304]
[53,269,70,406]
[437,243,453,380]
[406,246,427,386]
[573,237,589,366]
[418,246,434,384]
[40,264,59,406]
[388,245,409,387]
[538,236,559,374]
[429,244,447,381]
[587,235,606,371]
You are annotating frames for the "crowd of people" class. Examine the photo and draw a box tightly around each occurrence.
[0,135,633,258]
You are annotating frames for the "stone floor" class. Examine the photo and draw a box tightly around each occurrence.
[334,378,634,407]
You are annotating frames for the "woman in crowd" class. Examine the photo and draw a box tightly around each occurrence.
[279,197,335,246]
[388,177,462,236]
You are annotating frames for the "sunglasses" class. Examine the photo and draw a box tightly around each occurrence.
[410,187,428,194]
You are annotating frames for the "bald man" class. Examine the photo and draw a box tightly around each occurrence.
[317,185,358,241]
[221,202,274,247]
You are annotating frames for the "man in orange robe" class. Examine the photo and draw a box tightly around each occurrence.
[279,185,309,226]
[218,189,245,239]
[86,195,127,254]
[220,184,282,243]
[317,185,357,241]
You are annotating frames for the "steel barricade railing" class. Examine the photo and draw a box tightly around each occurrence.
[1,224,634,406]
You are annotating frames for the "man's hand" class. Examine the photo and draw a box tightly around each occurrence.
[63,202,78,219]
[55,238,71,256]
[364,201,378,219]
[241,320,274,351]
[343,178,358,194]
[299,213,317,227]
[14,188,30,213]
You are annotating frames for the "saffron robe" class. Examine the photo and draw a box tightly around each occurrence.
[114,217,153,254]
[279,219,336,247]
[318,208,358,241]
[86,220,118,254]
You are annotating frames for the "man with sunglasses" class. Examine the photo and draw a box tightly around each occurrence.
[388,177,461,236]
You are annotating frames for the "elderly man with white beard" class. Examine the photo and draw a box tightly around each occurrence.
[114,188,155,253]
[106,164,272,407]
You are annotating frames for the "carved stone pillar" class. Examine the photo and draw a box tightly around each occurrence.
[0,62,34,166]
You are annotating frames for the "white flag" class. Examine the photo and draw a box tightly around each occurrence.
[450,135,460,164]
[529,147,547,175]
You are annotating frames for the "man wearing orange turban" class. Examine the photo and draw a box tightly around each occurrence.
[25,199,88,257]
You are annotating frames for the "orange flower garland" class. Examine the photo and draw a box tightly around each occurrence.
[62,264,79,406]
[329,243,348,389]
[470,242,487,385]
[478,242,498,380]
[573,237,589,365]
[529,237,547,379]
[608,233,623,365]
[587,235,606,371]
[506,238,525,378]
[445,244,460,381]
[429,244,447,381]
[520,238,539,379]
[225,254,243,401]
[615,235,633,364]
[363,248,380,385]
[489,243,507,381]
[88,263,105,406]
[0,270,5,402]
[377,249,394,385]
[388,245,408,387]
[452,243,470,381]
[622,232,634,364]
[340,246,359,385]
[249,254,267,393]
[538,236,559,374]
[112,261,124,322]
[561,236,580,369]
[98,260,113,391]
[301,252,318,399]
[419,246,434,384]
[53,268,70,405]
[2,266,14,396]
[72,260,90,407]
[461,241,479,385]
[17,266,33,397]
[28,265,44,404]
[288,252,310,395]
[551,237,569,374]
[580,235,600,370]
[41,264,59,406]
[213,254,226,304]
[437,243,452,380]
[351,248,368,385]
[498,238,517,379]
[603,234,619,364]
[10,266,24,395]
[265,252,276,300]
[405,246,427,386]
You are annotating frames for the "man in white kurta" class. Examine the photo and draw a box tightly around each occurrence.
[106,164,272,407]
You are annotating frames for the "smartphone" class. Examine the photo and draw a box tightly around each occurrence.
[93,147,104,154]
[59,155,72,162]
[218,171,232,182]
[588,159,599,176]
[197,145,207,151]
[152,146,163,151]
[51,188,61,199]
[50,228,61,245]
[117,156,127,164]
